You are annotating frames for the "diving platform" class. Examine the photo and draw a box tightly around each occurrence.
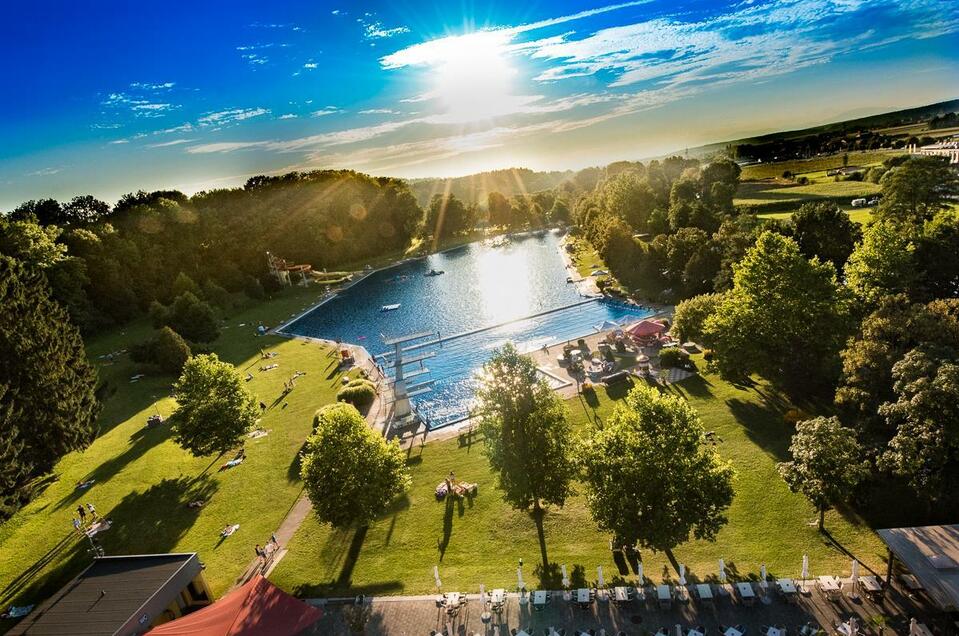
[382,331,436,346]
[381,330,440,433]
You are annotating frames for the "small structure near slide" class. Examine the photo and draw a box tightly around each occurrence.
[266,251,313,287]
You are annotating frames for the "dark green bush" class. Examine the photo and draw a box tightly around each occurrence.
[659,347,691,369]
[336,378,377,408]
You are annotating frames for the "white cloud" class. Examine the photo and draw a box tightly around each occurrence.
[364,22,410,40]
[129,81,175,90]
[197,107,270,126]
[147,138,195,148]
[154,122,195,135]
[109,139,129,145]
[278,113,298,119]
[359,108,399,115]
[303,62,318,69]
[187,141,267,154]
[28,167,61,177]
[101,91,179,118]
[311,106,342,117]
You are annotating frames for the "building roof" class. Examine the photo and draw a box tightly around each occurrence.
[145,575,322,636]
[9,553,202,636]
[877,525,959,612]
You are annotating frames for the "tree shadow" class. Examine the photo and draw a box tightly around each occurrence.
[569,564,588,588]
[666,374,715,400]
[102,475,218,555]
[55,423,174,511]
[725,396,792,462]
[604,376,636,401]
[0,532,76,605]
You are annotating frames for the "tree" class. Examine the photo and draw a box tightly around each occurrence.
[154,327,192,374]
[426,193,475,238]
[476,344,576,512]
[0,219,66,269]
[835,297,959,435]
[879,346,959,500]
[300,403,410,528]
[0,257,100,518]
[877,156,959,225]
[579,384,734,555]
[171,354,258,456]
[789,202,861,271]
[161,292,220,343]
[778,416,868,531]
[845,221,915,307]
[62,195,110,225]
[672,293,725,343]
[172,272,200,298]
[703,231,851,394]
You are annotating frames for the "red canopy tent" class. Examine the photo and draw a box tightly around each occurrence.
[625,319,667,338]
[146,575,322,636]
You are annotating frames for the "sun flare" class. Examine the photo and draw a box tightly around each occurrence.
[430,31,519,123]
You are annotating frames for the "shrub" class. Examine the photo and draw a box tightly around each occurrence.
[245,275,266,300]
[166,292,220,342]
[796,176,809,185]
[202,279,232,310]
[130,327,193,374]
[782,170,793,179]
[659,347,691,369]
[581,381,595,395]
[336,378,377,408]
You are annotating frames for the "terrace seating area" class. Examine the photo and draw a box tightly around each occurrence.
[307,568,944,636]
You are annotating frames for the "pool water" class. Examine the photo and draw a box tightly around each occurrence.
[281,231,652,427]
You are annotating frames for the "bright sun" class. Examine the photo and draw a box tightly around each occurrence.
[431,31,520,123]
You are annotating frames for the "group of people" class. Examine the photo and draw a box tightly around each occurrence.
[254,534,280,571]
[70,502,99,535]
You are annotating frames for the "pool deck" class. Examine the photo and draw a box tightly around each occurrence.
[303,577,942,635]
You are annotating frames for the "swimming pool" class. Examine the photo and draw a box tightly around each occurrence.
[280,231,653,427]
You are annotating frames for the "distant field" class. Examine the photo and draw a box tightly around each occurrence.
[735,180,880,211]
[759,206,873,225]
[739,151,899,181]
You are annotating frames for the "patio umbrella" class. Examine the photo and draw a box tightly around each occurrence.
[636,562,644,586]
[479,583,485,603]
[760,564,768,590]
[434,565,442,590]
[517,567,525,590]
[849,617,859,636]
[910,618,918,636]
[719,559,727,584]
[561,564,570,588]
[676,624,683,636]
[598,565,606,588]
[801,555,809,581]
[679,564,687,586]
[850,559,860,597]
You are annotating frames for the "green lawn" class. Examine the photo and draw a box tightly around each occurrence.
[735,180,881,211]
[567,237,607,279]
[0,285,352,616]
[270,366,887,598]
[739,151,899,181]
[758,206,873,225]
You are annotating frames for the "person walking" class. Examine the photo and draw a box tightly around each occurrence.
[86,503,98,521]
[72,517,83,535]
[255,544,264,562]
[76,504,87,526]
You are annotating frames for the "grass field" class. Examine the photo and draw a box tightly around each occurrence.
[567,236,608,279]
[270,366,887,598]
[0,284,352,618]
[759,206,874,226]
[735,180,881,211]
[739,151,899,181]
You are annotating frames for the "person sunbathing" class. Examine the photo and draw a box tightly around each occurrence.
[220,524,240,537]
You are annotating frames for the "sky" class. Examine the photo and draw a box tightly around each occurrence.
[1,0,957,209]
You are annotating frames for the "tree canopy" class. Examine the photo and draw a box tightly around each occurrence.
[578,383,734,554]
[476,344,576,511]
[877,156,959,225]
[778,416,867,530]
[703,231,851,394]
[300,403,410,528]
[171,354,258,457]
[0,257,100,518]
[789,202,861,271]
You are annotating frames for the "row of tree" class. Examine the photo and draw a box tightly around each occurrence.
[669,154,959,515]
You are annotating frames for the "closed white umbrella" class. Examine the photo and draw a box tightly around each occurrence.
[850,559,860,598]
[801,554,809,592]
[434,565,442,590]
[598,565,606,588]
[760,564,768,590]
[849,617,859,636]
[679,564,687,586]
[910,618,918,636]
[637,562,644,586]
[561,564,570,588]
[479,583,485,603]
[676,624,683,636]
[517,566,525,590]
[719,559,727,584]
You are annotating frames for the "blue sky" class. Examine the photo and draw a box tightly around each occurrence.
[1,0,957,209]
